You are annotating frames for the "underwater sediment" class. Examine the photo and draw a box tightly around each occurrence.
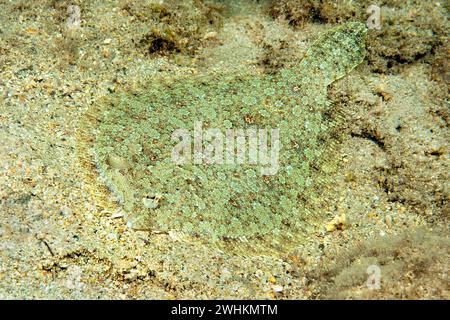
[1,0,448,299]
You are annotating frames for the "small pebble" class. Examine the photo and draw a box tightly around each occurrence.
[110,211,124,219]
[385,216,392,228]
[107,233,117,241]
[143,197,159,209]
[272,285,283,293]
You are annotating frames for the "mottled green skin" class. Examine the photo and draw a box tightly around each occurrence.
[91,22,367,246]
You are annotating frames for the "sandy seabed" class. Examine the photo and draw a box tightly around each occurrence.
[0,0,448,299]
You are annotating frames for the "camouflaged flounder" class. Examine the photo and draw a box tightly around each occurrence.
[84,22,367,252]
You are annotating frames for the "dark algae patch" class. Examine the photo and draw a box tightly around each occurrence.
[124,0,225,56]
[81,22,367,254]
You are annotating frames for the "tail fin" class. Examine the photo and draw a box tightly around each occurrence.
[297,22,368,87]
